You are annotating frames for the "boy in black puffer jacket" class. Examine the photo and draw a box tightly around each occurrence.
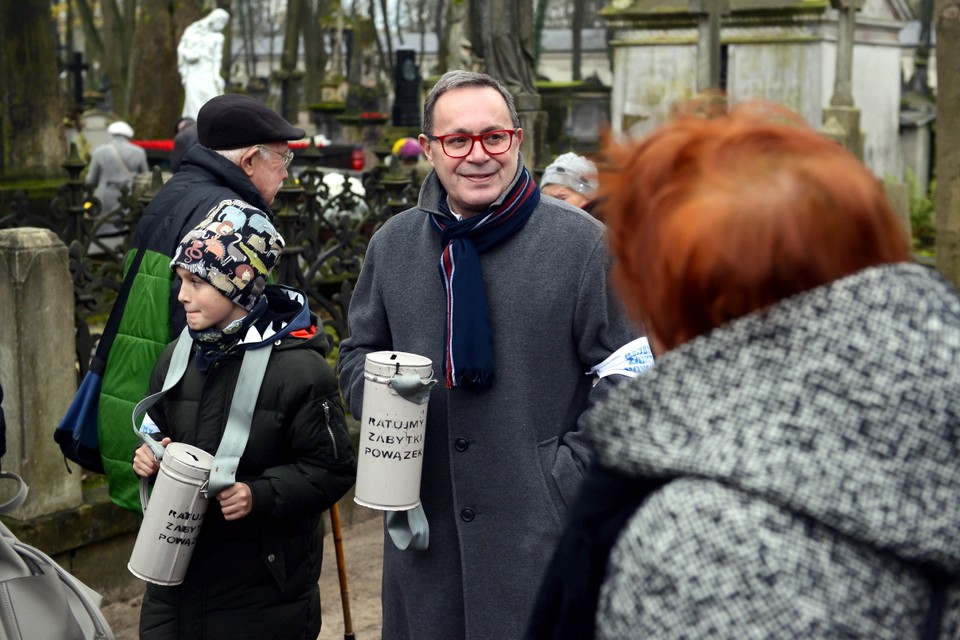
[132,201,357,640]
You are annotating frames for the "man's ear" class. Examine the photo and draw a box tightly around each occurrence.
[418,134,435,167]
[515,128,524,145]
[238,147,258,177]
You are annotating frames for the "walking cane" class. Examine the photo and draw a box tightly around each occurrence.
[330,502,356,640]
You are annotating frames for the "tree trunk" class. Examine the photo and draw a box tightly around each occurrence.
[935,0,960,285]
[282,0,303,74]
[100,0,131,114]
[217,0,232,84]
[0,0,65,178]
[75,0,204,137]
[278,0,304,120]
[127,0,188,139]
[534,0,548,72]
[377,0,394,72]
[435,0,447,75]
[572,0,585,81]
[301,0,330,104]
[368,0,389,88]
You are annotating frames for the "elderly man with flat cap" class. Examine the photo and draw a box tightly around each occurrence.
[95,94,304,513]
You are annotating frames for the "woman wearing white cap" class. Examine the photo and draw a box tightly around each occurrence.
[540,152,598,213]
[85,120,149,216]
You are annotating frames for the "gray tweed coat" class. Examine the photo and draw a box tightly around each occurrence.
[85,136,149,214]
[587,263,960,639]
[338,169,641,640]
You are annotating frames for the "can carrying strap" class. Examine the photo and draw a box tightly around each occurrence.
[207,344,271,496]
[131,327,272,498]
[383,373,435,551]
[0,472,28,514]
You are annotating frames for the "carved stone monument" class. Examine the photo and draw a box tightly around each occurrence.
[467,0,547,168]
[468,0,537,97]
[178,9,230,120]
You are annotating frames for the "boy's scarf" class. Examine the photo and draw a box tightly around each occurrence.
[189,297,267,372]
[430,168,540,388]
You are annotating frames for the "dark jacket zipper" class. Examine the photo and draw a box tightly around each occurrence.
[322,401,339,460]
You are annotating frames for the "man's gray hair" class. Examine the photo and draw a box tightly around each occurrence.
[216,146,269,165]
[422,71,520,136]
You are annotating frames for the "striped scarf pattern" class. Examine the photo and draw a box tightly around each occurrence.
[430,169,540,388]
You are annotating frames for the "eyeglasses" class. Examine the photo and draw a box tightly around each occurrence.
[256,145,294,169]
[425,129,518,159]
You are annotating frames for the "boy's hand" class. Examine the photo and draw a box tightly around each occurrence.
[217,483,253,520]
[132,438,171,478]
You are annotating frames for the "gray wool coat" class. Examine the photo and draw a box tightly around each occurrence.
[85,136,149,214]
[587,263,960,639]
[337,169,641,640]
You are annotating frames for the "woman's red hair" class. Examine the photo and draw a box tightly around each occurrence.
[598,99,911,353]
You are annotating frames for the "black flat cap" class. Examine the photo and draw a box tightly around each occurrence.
[197,94,305,150]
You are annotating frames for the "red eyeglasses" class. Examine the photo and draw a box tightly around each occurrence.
[425,129,518,158]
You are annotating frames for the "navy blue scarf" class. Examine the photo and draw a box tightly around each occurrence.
[430,168,539,388]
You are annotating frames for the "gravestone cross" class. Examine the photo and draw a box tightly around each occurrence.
[66,52,88,112]
[689,0,730,91]
[907,0,933,96]
[830,0,859,107]
[822,0,864,159]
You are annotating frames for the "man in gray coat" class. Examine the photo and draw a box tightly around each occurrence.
[85,120,149,216]
[337,70,644,640]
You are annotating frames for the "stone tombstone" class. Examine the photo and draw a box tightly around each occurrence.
[539,79,611,156]
[515,93,548,174]
[900,109,935,198]
[392,49,421,128]
[345,84,383,115]
[78,109,114,154]
[0,229,82,519]
[601,0,913,179]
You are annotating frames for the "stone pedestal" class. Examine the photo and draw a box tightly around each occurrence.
[515,92,548,171]
[0,228,83,519]
[310,103,347,143]
[538,80,611,157]
[883,181,912,244]
[900,107,935,198]
[821,105,864,160]
[0,228,144,605]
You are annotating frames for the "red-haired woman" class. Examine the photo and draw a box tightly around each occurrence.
[527,100,960,640]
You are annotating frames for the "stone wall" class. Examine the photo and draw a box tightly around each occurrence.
[0,227,143,604]
[604,1,911,179]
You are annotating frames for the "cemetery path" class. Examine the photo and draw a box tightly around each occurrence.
[102,506,385,639]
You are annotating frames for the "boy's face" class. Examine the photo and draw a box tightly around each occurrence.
[175,267,248,331]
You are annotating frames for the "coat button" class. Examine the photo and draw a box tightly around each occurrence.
[454,438,469,452]
[460,508,475,522]
[267,554,275,562]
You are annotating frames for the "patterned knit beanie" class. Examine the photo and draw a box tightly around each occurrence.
[170,199,285,311]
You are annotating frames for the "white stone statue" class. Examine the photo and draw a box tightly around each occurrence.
[178,9,230,120]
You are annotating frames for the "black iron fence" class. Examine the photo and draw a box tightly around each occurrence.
[0,143,421,378]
